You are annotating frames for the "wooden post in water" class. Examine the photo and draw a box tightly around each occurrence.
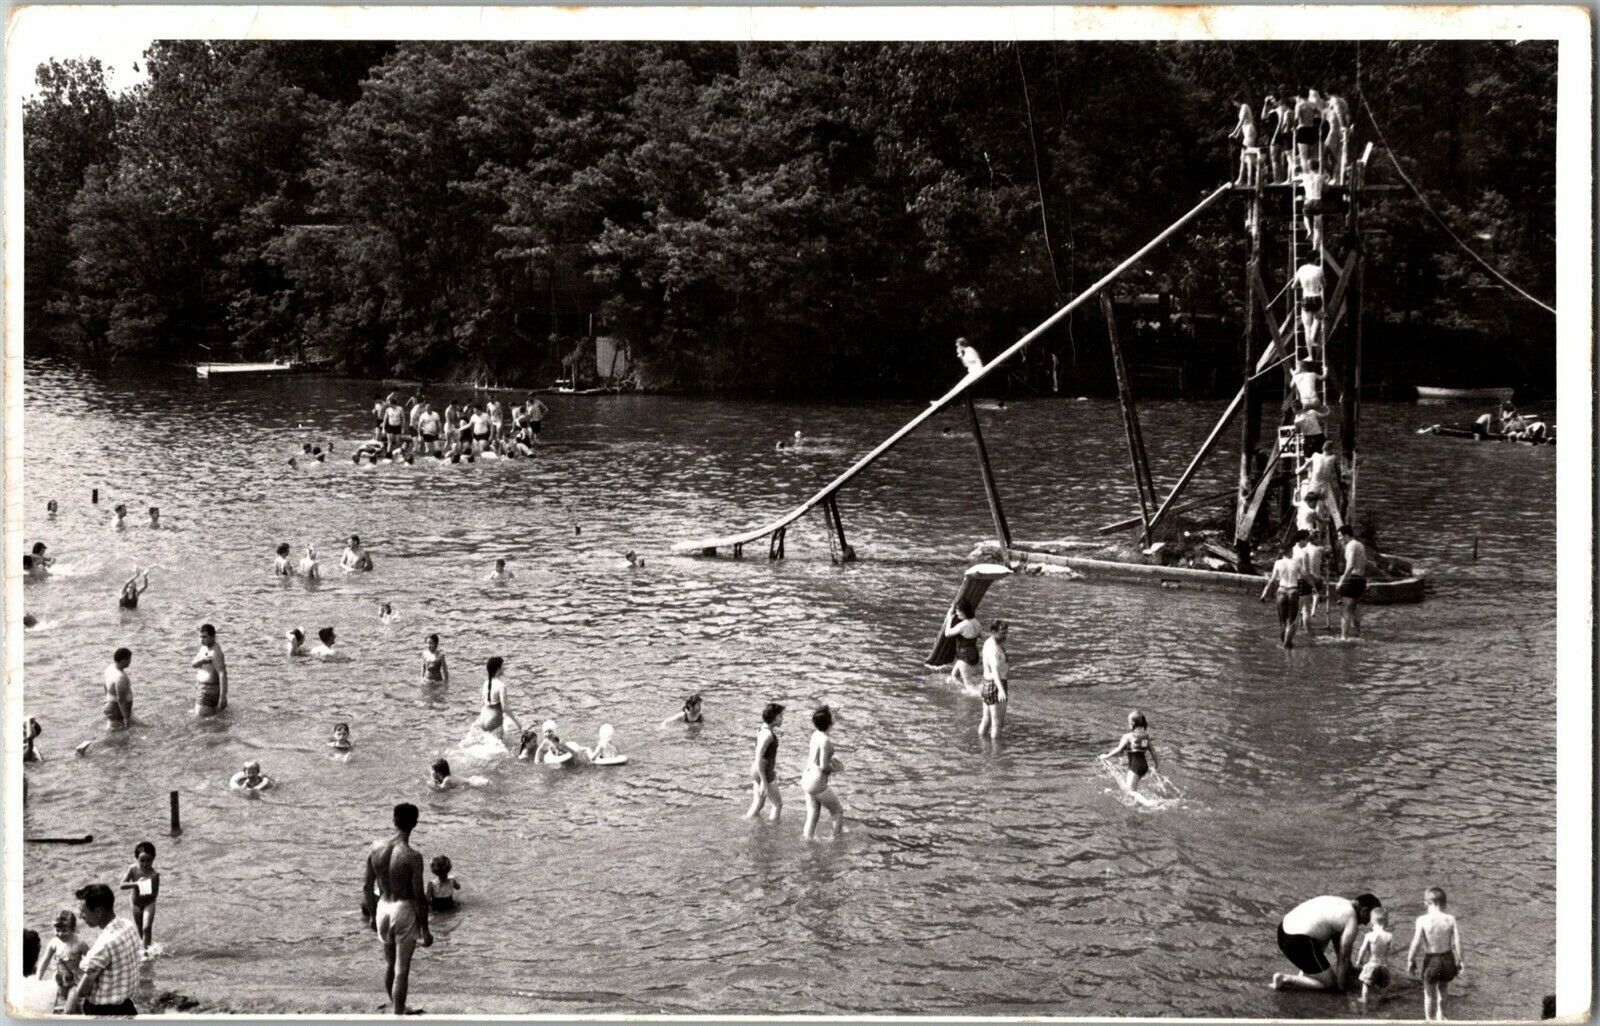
[169,790,181,836]
[1100,292,1156,542]
[962,395,1013,554]
[1234,179,1265,573]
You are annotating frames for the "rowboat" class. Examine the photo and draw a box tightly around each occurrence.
[195,361,294,378]
[1415,386,1515,402]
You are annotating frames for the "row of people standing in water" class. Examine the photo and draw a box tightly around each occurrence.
[371,391,549,459]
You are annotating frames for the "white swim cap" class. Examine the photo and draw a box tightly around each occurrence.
[542,720,557,734]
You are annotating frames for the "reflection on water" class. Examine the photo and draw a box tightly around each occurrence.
[20,359,1555,1016]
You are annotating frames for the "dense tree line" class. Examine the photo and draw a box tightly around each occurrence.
[24,40,1556,394]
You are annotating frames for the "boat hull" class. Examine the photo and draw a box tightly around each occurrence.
[1416,386,1515,402]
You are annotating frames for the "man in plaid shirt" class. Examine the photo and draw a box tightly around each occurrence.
[64,883,142,1015]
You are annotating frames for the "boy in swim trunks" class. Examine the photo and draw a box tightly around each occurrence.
[1407,887,1463,1021]
[1353,906,1394,1005]
[330,723,353,753]
[1335,525,1367,640]
[102,649,133,731]
[362,802,432,1015]
[1259,542,1305,648]
[978,620,1009,740]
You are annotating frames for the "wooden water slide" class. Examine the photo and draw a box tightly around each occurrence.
[672,184,1233,558]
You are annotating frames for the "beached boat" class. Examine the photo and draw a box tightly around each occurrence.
[195,361,294,378]
[1416,386,1515,402]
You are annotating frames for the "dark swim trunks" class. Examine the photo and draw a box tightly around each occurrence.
[1421,951,1459,984]
[1277,591,1299,624]
[1338,576,1367,600]
[1278,922,1332,975]
[1295,125,1318,146]
[980,679,999,705]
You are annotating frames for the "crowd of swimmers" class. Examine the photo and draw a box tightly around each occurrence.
[1473,401,1551,443]
[354,391,550,464]
[1229,89,1354,190]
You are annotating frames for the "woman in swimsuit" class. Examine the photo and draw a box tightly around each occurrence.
[943,601,984,695]
[661,694,704,727]
[422,634,449,686]
[800,705,845,841]
[745,703,785,821]
[1099,710,1158,793]
[191,623,227,716]
[274,543,296,577]
[475,656,519,743]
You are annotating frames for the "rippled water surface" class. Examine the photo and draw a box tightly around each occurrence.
[19,360,1556,1017]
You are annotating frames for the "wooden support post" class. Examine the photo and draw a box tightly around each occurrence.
[1101,292,1157,541]
[963,395,1013,552]
[767,526,785,561]
[823,496,857,563]
[169,790,182,836]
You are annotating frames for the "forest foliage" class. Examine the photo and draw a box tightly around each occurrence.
[23,40,1557,394]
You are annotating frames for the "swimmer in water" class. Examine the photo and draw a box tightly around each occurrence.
[300,545,321,581]
[661,693,704,727]
[47,499,58,518]
[330,722,353,753]
[310,626,343,660]
[426,855,460,912]
[475,656,521,744]
[527,720,584,764]
[623,550,644,569]
[341,535,373,572]
[101,648,134,732]
[286,628,307,657]
[147,507,161,529]
[430,758,456,790]
[24,613,39,628]
[230,760,271,793]
[379,602,395,623]
[944,601,985,695]
[776,430,803,451]
[1099,710,1158,793]
[118,567,150,610]
[800,705,845,840]
[112,504,128,530]
[31,542,54,570]
[745,703,784,821]
[191,623,227,716]
[274,543,296,577]
[23,716,43,762]
[421,634,448,686]
[488,558,513,582]
[588,723,620,761]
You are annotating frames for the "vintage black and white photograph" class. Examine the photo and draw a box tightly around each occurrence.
[5,5,1592,1021]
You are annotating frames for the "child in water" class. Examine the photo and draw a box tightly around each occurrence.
[488,558,513,582]
[430,758,456,789]
[112,504,128,530]
[1354,906,1394,1005]
[37,910,89,1011]
[588,723,620,760]
[329,723,352,753]
[286,629,306,657]
[274,543,295,576]
[300,545,321,580]
[23,716,43,762]
[425,855,461,911]
[661,694,704,727]
[1407,886,1464,1022]
[230,760,272,794]
[528,721,583,764]
[378,602,396,623]
[745,703,784,821]
[119,841,160,948]
[1099,711,1159,793]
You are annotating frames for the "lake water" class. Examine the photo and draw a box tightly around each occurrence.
[18,359,1556,1017]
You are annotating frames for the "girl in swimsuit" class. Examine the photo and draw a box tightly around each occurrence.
[800,705,845,840]
[422,634,448,685]
[119,842,159,948]
[943,601,984,695]
[191,624,226,716]
[745,703,785,821]
[1099,711,1158,793]
[274,543,296,577]
[476,656,519,742]
[661,694,704,727]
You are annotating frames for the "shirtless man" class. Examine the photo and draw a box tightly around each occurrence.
[1272,893,1382,991]
[1304,441,1344,527]
[1264,93,1293,182]
[417,404,443,457]
[363,803,432,1015]
[1335,524,1368,639]
[102,648,134,732]
[1294,91,1322,174]
[381,395,406,455]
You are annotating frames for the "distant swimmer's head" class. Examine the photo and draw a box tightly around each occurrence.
[426,633,439,650]
[1371,907,1389,928]
[954,600,976,622]
[26,717,42,740]
[430,854,452,878]
[288,628,304,643]
[1128,710,1148,731]
[200,625,216,645]
[277,543,291,557]
[542,719,558,737]
[683,694,702,714]
[54,910,77,938]
[23,613,38,628]
[134,841,156,866]
[113,647,132,669]
[1337,525,1354,538]
[794,430,802,439]
[47,500,58,514]
[379,603,393,617]
[318,627,335,646]
[303,444,313,454]
[242,760,262,776]
[431,758,450,780]
[348,535,361,548]
[988,619,1009,641]
[332,722,350,738]
[32,542,47,556]
[954,336,969,352]
[762,702,785,726]
[812,705,834,733]
[494,558,506,571]
[486,656,504,680]
[1355,892,1383,922]
[114,504,127,516]
[1422,887,1445,909]
[393,802,419,833]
